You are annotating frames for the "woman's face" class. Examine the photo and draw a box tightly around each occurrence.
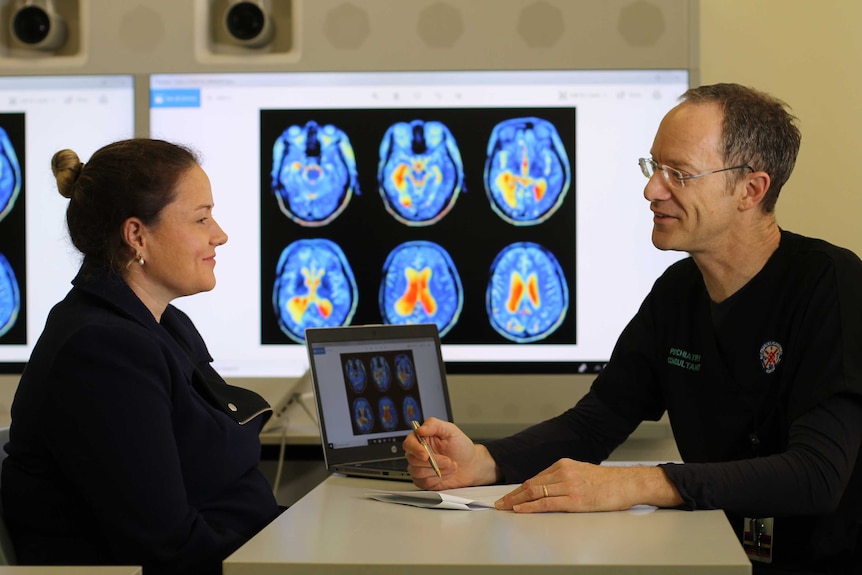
[141,164,228,301]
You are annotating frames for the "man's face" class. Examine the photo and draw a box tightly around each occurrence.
[643,102,746,256]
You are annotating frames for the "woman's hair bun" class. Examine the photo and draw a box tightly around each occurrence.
[52,149,84,199]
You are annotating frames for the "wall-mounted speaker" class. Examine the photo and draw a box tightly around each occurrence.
[10,0,66,49]
[195,0,296,63]
[0,0,81,62]
[223,0,274,47]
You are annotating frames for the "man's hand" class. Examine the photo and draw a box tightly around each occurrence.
[402,417,500,490]
[494,459,683,512]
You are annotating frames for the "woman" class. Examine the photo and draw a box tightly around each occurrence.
[0,139,281,574]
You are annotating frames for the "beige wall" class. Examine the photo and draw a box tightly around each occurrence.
[700,0,862,256]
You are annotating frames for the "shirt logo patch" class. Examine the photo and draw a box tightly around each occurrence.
[759,341,783,374]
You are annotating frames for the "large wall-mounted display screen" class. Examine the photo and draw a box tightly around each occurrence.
[0,75,135,371]
[149,70,688,377]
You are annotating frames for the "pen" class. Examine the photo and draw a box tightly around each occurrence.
[411,420,442,478]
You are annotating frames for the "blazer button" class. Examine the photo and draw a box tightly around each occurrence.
[228,402,238,412]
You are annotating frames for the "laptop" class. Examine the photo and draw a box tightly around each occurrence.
[305,323,454,481]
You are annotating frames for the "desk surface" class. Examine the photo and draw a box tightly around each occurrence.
[224,475,751,575]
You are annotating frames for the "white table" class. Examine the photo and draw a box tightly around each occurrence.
[224,474,751,575]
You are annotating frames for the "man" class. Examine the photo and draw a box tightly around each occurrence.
[404,83,862,574]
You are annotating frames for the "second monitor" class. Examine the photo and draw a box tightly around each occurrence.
[149,69,688,377]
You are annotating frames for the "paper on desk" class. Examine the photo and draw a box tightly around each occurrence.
[367,485,518,511]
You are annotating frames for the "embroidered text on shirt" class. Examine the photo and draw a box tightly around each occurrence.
[667,347,702,372]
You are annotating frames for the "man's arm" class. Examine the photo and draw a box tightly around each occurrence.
[496,393,861,514]
[662,393,862,516]
[483,390,645,484]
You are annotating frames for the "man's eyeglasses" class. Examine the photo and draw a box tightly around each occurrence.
[639,158,753,189]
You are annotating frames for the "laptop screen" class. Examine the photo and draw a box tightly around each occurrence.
[306,324,452,465]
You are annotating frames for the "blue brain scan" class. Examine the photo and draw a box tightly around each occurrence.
[378,119,464,226]
[0,253,20,337]
[370,355,392,392]
[394,353,415,390]
[344,358,367,393]
[484,117,570,226]
[271,120,360,227]
[353,397,374,434]
[272,239,358,343]
[403,396,421,424]
[486,242,569,343]
[0,127,21,223]
[379,241,463,336]
[378,396,398,431]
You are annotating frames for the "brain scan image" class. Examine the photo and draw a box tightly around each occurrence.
[378,396,398,431]
[486,242,569,343]
[272,239,358,342]
[379,241,463,336]
[352,397,374,434]
[0,253,20,338]
[344,358,367,393]
[403,396,421,424]
[370,355,392,392]
[378,119,464,226]
[484,117,570,226]
[0,127,21,223]
[394,353,415,390]
[271,120,360,227]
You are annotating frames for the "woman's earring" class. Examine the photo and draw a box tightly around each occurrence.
[137,253,145,266]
